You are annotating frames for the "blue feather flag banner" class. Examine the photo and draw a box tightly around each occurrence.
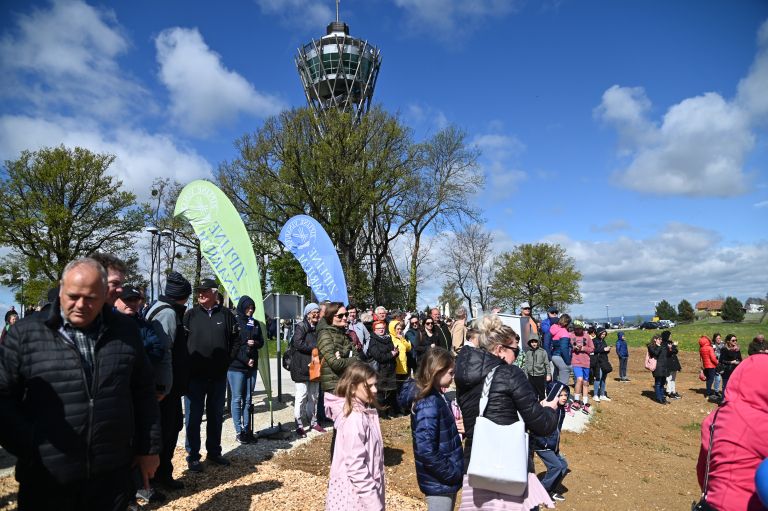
[278,215,349,304]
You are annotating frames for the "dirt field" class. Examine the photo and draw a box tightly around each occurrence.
[0,347,715,510]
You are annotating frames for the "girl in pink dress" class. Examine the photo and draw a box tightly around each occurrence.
[324,362,385,510]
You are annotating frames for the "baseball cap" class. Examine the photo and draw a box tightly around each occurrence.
[547,306,559,314]
[119,285,143,301]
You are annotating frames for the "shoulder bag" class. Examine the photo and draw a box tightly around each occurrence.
[691,408,722,511]
[466,367,529,496]
[644,351,657,372]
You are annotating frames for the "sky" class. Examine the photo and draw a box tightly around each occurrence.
[0,0,767,320]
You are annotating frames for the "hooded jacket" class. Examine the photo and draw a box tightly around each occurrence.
[229,295,264,373]
[324,392,385,511]
[316,320,359,392]
[454,344,557,466]
[388,320,411,376]
[661,331,682,373]
[398,379,464,496]
[615,332,629,358]
[531,381,570,452]
[647,340,670,379]
[699,336,719,369]
[697,354,768,511]
[145,295,189,396]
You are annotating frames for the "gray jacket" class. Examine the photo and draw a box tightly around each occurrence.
[524,347,551,378]
[144,300,175,395]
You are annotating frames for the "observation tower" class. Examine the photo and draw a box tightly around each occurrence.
[295,2,381,123]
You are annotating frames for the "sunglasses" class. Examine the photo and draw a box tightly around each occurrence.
[425,321,433,325]
[410,322,419,326]
[335,312,349,319]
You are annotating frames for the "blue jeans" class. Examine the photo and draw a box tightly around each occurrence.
[185,376,227,462]
[551,356,570,385]
[653,376,666,403]
[595,369,608,397]
[227,370,257,435]
[713,372,722,394]
[536,450,568,492]
[619,357,628,379]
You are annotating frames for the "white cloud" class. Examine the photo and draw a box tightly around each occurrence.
[0,0,149,121]
[0,115,212,200]
[590,220,631,233]
[405,103,449,132]
[472,133,527,199]
[394,0,522,39]
[596,20,768,198]
[156,27,285,137]
[543,223,768,318]
[254,0,333,29]
[754,200,768,209]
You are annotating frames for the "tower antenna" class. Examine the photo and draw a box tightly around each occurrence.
[336,0,339,23]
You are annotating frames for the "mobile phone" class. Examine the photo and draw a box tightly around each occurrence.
[545,384,563,402]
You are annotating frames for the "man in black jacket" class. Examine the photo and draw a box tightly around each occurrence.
[431,307,452,351]
[0,257,160,510]
[182,279,239,472]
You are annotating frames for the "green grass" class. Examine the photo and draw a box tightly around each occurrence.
[618,322,766,351]
[681,421,700,432]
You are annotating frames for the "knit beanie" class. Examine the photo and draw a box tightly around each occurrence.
[304,303,320,317]
[165,271,192,300]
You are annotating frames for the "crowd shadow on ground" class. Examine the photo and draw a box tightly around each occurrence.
[189,479,282,511]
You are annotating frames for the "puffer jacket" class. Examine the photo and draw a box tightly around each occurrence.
[661,331,681,373]
[317,320,359,392]
[229,295,264,373]
[615,332,629,358]
[398,379,463,496]
[549,324,572,365]
[368,331,397,392]
[454,344,557,466]
[699,336,718,369]
[697,354,768,511]
[0,300,161,484]
[647,342,670,378]
[290,319,318,383]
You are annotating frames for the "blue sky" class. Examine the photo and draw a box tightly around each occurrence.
[1,0,767,319]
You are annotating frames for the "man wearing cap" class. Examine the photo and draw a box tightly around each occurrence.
[0,258,160,510]
[290,303,322,438]
[520,302,538,342]
[182,278,239,472]
[541,306,559,359]
[145,271,192,489]
[115,285,169,504]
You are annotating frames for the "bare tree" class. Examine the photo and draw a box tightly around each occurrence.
[404,126,483,309]
[445,224,494,314]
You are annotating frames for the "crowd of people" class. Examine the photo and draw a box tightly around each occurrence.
[2,260,767,511]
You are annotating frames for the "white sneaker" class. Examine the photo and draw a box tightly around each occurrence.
[593,395,601,402]
[601,395,611,402]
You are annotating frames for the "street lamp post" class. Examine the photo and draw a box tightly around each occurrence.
[146,226,160,302]
[605,305,610,326]
[20,277,24,318]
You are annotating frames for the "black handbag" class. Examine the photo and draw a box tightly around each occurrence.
[691,408,722,511]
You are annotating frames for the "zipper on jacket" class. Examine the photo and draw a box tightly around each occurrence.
[57,334,94,478]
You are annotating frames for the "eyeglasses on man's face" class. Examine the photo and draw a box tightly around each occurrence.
[335,312,349,319]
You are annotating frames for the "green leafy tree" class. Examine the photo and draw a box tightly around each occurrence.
[721,296,745,322]
[490,243,582,314]
[268,252,311,298]
[437,281,464,317]
[677,299,695,323]
[217,107,418,304]
[655,299,677,320]
[0,146,146,280]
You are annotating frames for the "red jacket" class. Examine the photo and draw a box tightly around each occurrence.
[696,354,768,511]
[699,336,718,369]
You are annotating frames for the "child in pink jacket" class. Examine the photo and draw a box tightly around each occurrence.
[325,361,385,511]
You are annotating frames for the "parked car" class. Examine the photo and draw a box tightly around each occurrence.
[639,321,660,330]
[658,319,676,328]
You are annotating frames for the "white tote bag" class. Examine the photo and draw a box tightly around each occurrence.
[466,367,529,496]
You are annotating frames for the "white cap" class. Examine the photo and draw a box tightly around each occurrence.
[520,302,531,309]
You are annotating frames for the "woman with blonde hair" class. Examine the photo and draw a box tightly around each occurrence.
[455,315,559,510]
[324,362,385,510]
[390,320,412,409]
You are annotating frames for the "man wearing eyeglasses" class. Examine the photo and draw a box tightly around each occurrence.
[430,308,452,352]
[346,304,370,356]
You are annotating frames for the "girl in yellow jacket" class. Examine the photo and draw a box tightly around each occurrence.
[389,320,412,404]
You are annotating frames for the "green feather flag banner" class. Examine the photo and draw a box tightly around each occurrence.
[174,180,272,415]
